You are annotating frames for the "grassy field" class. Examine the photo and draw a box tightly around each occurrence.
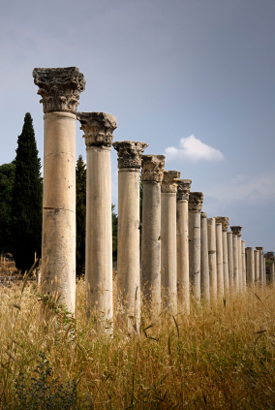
[1,278,275,409]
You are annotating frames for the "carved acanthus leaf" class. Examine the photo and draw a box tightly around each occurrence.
[33,67,86,114]
[177,179,192,201]
[77,112,117,147]
[188,192,204,212]
[215,216,230,232]
[141,155,165,182]
[161,171,181,194]
[113,141,148,169]
[231,226,243,237]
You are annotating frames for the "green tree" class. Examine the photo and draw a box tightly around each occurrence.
[0,162,16,253]
[112,204,118,262]
[76,155,86,277]
[11,113,43,272]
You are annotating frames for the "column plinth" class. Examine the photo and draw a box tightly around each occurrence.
[188,192,204,300]
[78,111,116,330]
[141,155,165,313]
[33,67,85,313]
[113,140,148,333]
[176,179,192,312]
[161,170,180,312]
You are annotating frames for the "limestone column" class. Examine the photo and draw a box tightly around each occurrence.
[254,249,260,284]
[161,170,180,312]
[241,240,246,289]
[201,212,209,302]
[176,179,192,312]
[256,247,264,286]
[188,192,204,301]
[216,222,224,297]
[77,112,116,327]
[207,217,217,298]
[33,67,85,313]
[227,231,234,291]
[216,217,230,294]
[230,226,241,293]
[270,258,274,287]
[246,247,254,285]
[263,254,267,286]
[113,141,148,331]
[141,155,165,313]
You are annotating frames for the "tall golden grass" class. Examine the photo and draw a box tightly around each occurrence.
[1,278,275,409]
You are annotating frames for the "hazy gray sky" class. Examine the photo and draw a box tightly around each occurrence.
[1,0,275,249]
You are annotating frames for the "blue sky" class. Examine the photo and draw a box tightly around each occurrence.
[1,0,275,249]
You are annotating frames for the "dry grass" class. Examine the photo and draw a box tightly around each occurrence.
[1,279,275,409]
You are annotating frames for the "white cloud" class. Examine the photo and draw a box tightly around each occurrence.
[165,135,224,162]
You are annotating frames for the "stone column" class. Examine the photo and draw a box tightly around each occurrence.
[241,240,246,289]
[201,212,209,302]
[176,179,192,312]
[207,217,217,298]
[77,112,116,328]
[227,231,233,291]
[216,217,230,294]
[188,192,204,301]
[161,170,180,312]
[270,257,274,287]
[113,141,148,332]
[141,155,165,313]
[263,254,267,286]
[256,247,264,286]
[246,247,254,285]
[254,249,260,284]
[230,226,241,293]
[216,222,224,297]
[33,67,85,313]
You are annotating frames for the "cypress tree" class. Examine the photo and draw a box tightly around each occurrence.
[12,113,42,272]
[76,155,86,277]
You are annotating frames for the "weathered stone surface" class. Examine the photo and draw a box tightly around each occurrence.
[231,226,242,237]
[33,67,85,114]
[188,192,204,212]
[256,246,264,252]
[77,112,117,147]
[215,216,230,232]
[162,171,180,194]
[177,179,192,201]
[141,155,165,182]
[201,212,209,301]
[113,140,148,169]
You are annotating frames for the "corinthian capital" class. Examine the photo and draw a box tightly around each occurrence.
[161,171,180,194]
[177,179,192,201]
[141,155,165,182]
[33,67,85,114]
[77,112,117,147]
[231,226,242,237]
[113,140,148,169]
[188,192,204,212]
[215,216,230,232]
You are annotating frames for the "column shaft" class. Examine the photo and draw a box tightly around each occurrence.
[237,237,243,292]
[216,223,224,297]
[232,235,239,292]
[161,170,180,312]
[188,193,204,301]
[86,145,113,321]
[207,218,217,298]
[246,247,254,284]
[241,240,246,289]
[254,250,260,284]
[201,212,209,301]
[177,179,192,312]
[227,232,233,291]
[141,155,165,313]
